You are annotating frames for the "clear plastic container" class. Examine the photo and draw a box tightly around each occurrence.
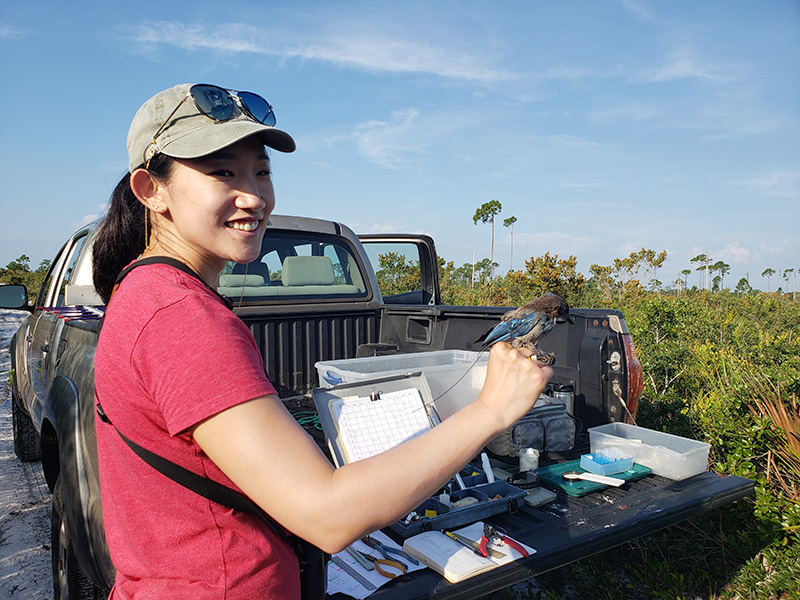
[315,350,488,419]
[588,422,710,480]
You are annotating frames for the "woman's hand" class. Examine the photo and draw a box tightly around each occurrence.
[474,342,553,433]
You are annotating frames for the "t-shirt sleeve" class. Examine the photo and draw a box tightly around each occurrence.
[131,292,277,436]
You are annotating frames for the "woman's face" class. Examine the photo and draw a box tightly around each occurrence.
[151,136,275,281]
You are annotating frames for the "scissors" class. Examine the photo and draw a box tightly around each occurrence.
[361,535,420,567]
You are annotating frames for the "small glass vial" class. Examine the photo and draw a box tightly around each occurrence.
[519,447,540,472]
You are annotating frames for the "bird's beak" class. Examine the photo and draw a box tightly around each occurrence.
[565,313,575,325]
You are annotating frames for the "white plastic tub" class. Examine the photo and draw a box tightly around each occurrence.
[315,350,488,420]
[588,422,710,481]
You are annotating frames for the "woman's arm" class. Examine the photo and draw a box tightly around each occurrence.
[193,342,550,553]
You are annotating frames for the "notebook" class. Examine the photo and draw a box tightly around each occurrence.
[401,521,534,583]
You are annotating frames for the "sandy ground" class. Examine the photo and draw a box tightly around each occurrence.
[0,309,52,600]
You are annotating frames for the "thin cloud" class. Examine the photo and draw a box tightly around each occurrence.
[118,21,517,83]
[639,50,740,84]
[0,24,26,39]
[619,0,655,22]
[739,170,800,198]
[352,108,425,169]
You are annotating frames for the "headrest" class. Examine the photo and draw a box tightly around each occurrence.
[281,256,335,286]
[218,274,265,287]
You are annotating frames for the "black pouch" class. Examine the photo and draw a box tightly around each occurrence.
[295,540,328,600]
[487,404,577,458]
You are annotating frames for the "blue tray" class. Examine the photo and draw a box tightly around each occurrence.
[388,465,528,538]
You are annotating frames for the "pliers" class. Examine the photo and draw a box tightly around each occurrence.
[346,545,406,579]
[361,535,420,566]
[360,551,407,579]
[482,524,529,558]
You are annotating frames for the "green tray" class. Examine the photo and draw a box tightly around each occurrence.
[537,459,652,497]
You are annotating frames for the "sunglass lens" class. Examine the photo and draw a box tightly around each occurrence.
[238,92,276,126]
[191,85,235,121]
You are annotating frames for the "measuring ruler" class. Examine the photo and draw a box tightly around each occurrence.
[331,555,376,590]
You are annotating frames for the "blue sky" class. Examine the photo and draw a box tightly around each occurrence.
[1,0,798,292]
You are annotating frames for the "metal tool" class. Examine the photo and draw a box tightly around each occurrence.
[561,470,625,487]
[359,551,407,579]
[445,531,483,556]
[361,534,420,566]
[346,546,374,571]
[445,530,505,559]
[483,524,529,558]
[330,555,376,590]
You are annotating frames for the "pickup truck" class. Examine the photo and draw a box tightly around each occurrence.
[3,214,753,600]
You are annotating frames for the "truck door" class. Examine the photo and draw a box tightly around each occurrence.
[358,234,440,305]
[26,231,90,423]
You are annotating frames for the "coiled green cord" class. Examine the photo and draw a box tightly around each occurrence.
[293,411,322,430]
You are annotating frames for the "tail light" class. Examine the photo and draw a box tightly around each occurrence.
[622,332,643,423]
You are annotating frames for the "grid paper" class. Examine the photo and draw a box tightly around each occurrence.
[331,388,433,462]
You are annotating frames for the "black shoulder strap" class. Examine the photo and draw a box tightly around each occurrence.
[112,256,233,309]
[95,398,306,558]
[95,401,276,524]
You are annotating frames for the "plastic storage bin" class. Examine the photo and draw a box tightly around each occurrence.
[588,422,710,480]
[315,350,488,420]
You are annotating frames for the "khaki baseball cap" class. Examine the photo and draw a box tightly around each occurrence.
[127,83,295,172]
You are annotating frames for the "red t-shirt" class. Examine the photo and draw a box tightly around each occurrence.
[95,263,300,599]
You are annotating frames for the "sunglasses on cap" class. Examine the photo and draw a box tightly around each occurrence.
[145,84,277,168]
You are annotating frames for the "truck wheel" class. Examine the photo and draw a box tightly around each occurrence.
[52,479,107,600]
[11,385,41,462]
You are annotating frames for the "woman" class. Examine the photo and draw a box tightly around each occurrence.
[92,83,552,599]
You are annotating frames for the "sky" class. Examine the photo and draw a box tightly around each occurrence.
[1,0,798,292]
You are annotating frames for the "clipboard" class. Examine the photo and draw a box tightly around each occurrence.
[312,372,440,468]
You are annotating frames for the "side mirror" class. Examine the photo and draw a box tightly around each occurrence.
[0,284,30,310]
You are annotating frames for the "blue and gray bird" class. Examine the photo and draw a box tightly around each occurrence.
[475,294,574,365]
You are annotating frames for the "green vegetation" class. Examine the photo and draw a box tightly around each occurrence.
[446,252,799,600]
[0,255,51,303]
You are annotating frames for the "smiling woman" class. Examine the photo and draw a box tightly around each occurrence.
[88,82,551,600]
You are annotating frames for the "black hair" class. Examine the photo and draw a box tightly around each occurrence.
[92,154,174,304]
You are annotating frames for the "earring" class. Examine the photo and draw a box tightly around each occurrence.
[144,208,154,252]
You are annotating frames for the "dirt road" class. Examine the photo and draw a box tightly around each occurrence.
[0,310,51,599]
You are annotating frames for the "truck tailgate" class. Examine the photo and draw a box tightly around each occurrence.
[330,472,753,599]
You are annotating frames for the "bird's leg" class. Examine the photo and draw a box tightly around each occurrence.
[534,347,556,366]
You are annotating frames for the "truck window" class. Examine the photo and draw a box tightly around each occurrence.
[35,241,69,307]
[219,231,371,305]
[361,242,423,301]
[54,233,90,307]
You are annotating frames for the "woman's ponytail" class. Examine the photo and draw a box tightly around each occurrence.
[92,155,173,303]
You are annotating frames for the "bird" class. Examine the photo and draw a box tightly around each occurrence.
[475,294,574,365]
